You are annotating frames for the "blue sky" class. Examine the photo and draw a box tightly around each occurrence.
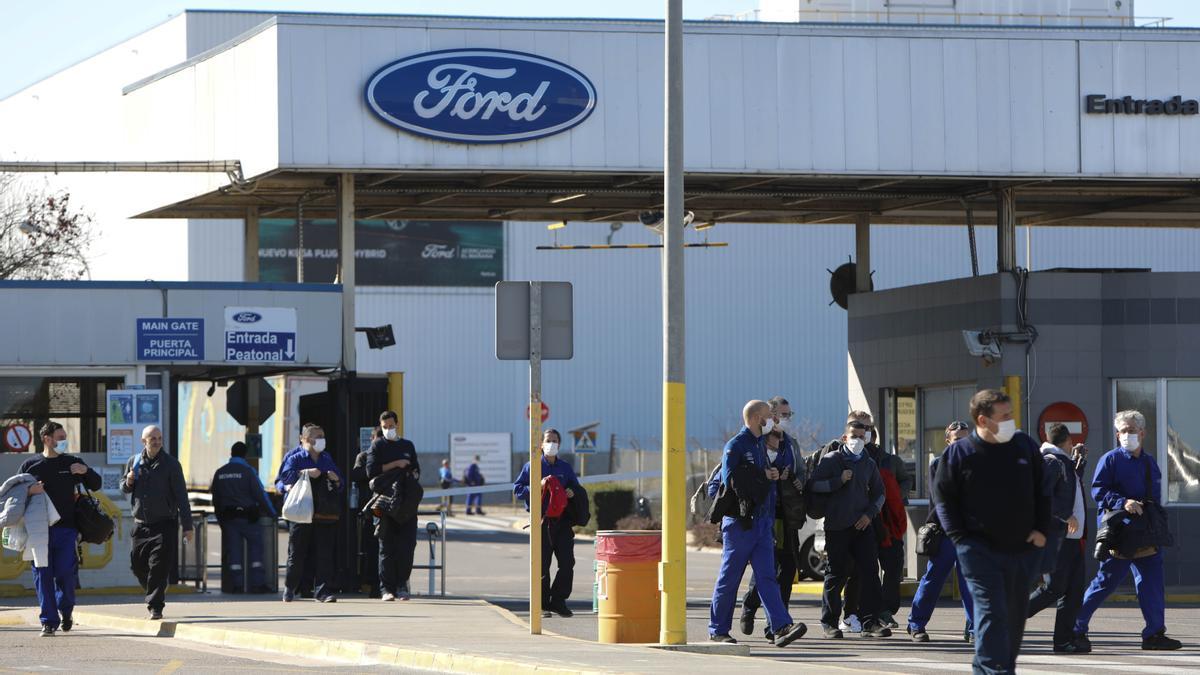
[3,0,1200,99]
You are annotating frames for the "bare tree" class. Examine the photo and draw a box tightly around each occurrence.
[0,174,93,280]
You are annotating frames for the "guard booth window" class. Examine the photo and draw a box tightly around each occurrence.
[0,376,126,453]
[1114,378,1200,505]
[915,384,977,499]
[881,388,917,499]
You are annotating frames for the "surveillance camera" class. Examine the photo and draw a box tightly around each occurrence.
[640,210,695,235]
[962,330,1002,359]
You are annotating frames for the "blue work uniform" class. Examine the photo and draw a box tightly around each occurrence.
[465,463,485,512]
[1074,447,1166,639]
[212,456,276,590]
[741,434,803,632]
[709,427,795,637]
[275,447,342,600]
[907,454,975,635]
[514,456,580,609]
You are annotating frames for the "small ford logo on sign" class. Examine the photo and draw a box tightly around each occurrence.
[365,48,597,144]
[233,312,262,324]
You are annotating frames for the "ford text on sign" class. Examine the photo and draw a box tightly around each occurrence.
[136,318,205,361]
[365,49,597,143]
[224,307,297,363]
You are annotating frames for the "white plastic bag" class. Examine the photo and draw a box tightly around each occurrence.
[282,472,313,524]
[1,525,27,553]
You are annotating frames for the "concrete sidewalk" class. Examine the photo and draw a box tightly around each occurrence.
[0,594,837,674]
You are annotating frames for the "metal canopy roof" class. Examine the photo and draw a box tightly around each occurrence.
[137,170,1200,228]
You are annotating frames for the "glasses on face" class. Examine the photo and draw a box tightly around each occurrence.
[946,421,969,432]
[776,411,794,420]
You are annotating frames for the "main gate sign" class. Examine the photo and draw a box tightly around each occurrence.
[365,49,597,143]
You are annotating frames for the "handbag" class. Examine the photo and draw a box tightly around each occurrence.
[75,486,115,544]
[282,472,314,524]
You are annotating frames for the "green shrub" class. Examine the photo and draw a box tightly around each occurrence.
[580,482,635,534]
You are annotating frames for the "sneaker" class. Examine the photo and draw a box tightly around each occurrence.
[282,589,295,603]
[39,625,55,637]
[1073,633,1091,651]
[1143,632,1182,651]
[880,613,900,629]
[964,630,976,644]
[823,624,844,639]
[840,614,863,633]
[149,609,163,620]
[541,610,553,618]
[907,626,929,643]
[764,631,775,644]
[774,622,808,648]
[318,595,337,603]
[477,509,487,516]
[550,602,574,618]
[739,613,755,636]
[61,617,72,633]
[381,592,396,602]
[1054,641,1091,653]
[862,621,892,638]
[397,591,411,601]
[466,509,475,515]
[709,633,737,644]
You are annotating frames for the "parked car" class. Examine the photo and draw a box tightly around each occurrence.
[797,517,828,580]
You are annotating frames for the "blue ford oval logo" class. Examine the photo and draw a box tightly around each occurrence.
[233,312,262,324]
[365,49,597,144]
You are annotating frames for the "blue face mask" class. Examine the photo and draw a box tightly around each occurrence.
[55,439,69,453]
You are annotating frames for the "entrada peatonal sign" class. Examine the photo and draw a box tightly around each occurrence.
[365,48,597,143]
[1085,94,1200,116]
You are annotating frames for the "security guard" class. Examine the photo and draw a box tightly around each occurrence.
[211,441,276,593]
[708,400,808,647]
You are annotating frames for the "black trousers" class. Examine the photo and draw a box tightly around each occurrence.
[542,519,576,607]
[846,538,905,619]
[130,520,177,612]
[741,524,799,627]
[358,514,381,596]
[1028,537,1087,647]
[286,521,336,599]
[378,516,418,595]
[822,525,881,628]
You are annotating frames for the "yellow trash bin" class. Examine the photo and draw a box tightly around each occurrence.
[596,530,661,643]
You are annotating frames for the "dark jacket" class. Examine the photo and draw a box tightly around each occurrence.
[211,457,275,522]
[366,437,421,483]
[1039,443,1078,537]
[809,446,885,532]
[934,431,1051,552]
[19,453,101,530]
[123,449,192,529]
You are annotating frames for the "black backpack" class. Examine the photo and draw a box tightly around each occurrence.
[74,486,115,545]
[567,484,591,528]
[803,442,841,520]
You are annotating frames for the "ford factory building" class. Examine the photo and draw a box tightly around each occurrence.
[3,1,1200,587]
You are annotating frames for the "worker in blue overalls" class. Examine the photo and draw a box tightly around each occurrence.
[514,428,580,619]
[708,400,808,647]
[1072,410,1182,651]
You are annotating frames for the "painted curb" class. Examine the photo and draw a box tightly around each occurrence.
[71,609,610,674]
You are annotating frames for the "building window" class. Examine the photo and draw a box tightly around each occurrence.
[1113,378,1200,505]
[917,384,977,499]
[0,377,125,454]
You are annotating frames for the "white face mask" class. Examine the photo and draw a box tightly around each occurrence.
[777,417,791,431]
[761,418,775,435]
[542,442,560,457]
[864,430,873,445]
[54,439,69,453]
[993,419,1017,444]
[1119,432,1141,451]
[845,438,866,455]
[313,438,326,452]
[383,428,398,441]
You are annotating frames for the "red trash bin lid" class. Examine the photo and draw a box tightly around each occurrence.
[594,530,662,563]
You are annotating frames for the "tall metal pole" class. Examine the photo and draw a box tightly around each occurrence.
[660,0,687,646]
[528,282,544,635]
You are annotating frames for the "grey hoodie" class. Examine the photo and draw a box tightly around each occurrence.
[0,473,57,566]
[810,444,885,532]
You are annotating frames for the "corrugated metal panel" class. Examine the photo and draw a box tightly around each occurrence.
[188,219,245,281]
[184,11,277,57]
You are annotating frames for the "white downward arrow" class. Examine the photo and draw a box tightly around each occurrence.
[285,339,295,358]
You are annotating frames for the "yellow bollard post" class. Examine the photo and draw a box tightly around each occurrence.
[659,382,687,645]
[1003,375,1023,430]
[388,372,405,437]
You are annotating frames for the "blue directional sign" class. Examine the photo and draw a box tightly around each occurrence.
[136,318,204,361]
[224,307,297,363]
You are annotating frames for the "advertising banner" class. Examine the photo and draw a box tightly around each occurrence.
[258,219,503,287]
[449,433,512,485]
[106,389,162,465]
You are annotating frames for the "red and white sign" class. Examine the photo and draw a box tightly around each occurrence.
[1037,402,1089,446]
[525,402,550,424]
[3,424,33,452]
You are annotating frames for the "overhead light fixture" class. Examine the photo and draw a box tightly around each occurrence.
[356,324,396,350]
[548,193,587,204]
[206,381,217,397]
[547,221,567,230]
[694,221,715,231]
